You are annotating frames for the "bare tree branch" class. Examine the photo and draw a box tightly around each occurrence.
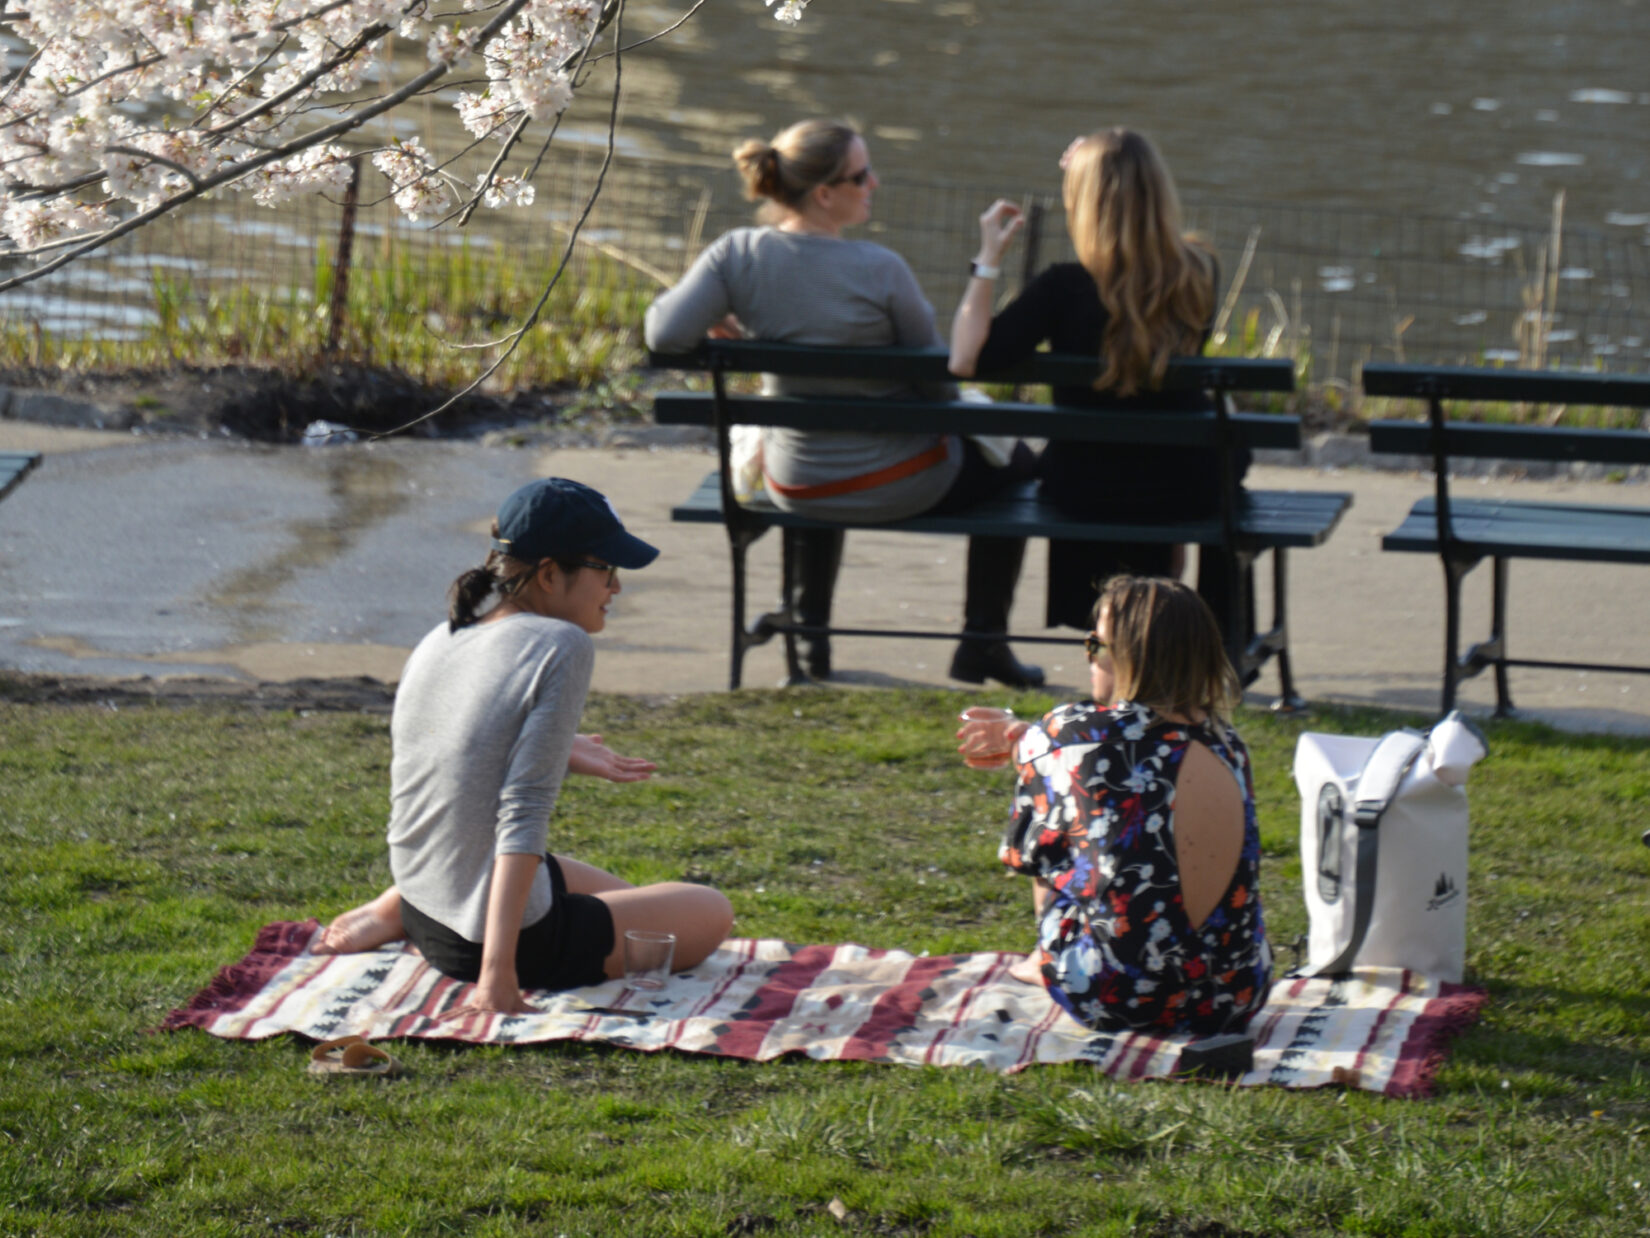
[372,0,628,437]
[103,146,204,190]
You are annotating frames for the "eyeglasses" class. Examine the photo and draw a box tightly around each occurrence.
[570,560,619,586]
[1083,633,1110,663]
[830,164,874,187]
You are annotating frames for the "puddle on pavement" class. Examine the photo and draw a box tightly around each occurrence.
[27,634,410,683]
[217,451,411,643]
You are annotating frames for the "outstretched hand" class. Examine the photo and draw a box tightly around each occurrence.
[976,199,1024,264]
[570,733,658,783]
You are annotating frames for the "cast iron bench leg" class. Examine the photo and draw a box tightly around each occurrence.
[1268,548,1307,714]
[1488,556,1513,717]
[1440,551,1482,715]
[727,523,765,691]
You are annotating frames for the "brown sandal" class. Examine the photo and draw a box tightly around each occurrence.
[307,1035,403,1078]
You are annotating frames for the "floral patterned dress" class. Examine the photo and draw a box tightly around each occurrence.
[1001,701,1272,1035]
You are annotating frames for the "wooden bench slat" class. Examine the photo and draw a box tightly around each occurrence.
[1369,419,1650,466]
[654,392,1302,450]
[650,344,1296,394]
[1363,362,1650,407]
[1383,497,1650,564]
[672,473,1350,549]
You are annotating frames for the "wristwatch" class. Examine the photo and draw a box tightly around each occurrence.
[969,259,1001,280]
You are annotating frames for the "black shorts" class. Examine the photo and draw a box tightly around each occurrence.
[400,855,616,992]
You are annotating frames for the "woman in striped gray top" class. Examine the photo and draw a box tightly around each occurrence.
[645,118,1043,690]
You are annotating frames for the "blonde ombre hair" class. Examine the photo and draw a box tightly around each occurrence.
[1063,129,1215,396]
[1097,576,1238,723]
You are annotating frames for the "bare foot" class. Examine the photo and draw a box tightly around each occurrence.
[314,888,405,955]
[1008,953,1045,985]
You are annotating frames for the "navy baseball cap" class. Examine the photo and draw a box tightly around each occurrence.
[492,478,659,569]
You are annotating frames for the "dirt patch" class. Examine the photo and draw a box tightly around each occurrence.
[0,361,671,445]
[0,671,400,713]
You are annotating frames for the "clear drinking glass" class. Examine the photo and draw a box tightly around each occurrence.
[958,706,1017,770]
[623,929,676,990]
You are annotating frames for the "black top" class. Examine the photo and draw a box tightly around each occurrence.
[974,261,1241,521]
[976,262,1215,412]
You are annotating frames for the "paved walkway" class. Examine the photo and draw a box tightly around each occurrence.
[3,422,1649,734]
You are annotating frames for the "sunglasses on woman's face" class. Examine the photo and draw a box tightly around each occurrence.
[831,164,874,187]
[570,560,619,586]
[1083,633,1110,663]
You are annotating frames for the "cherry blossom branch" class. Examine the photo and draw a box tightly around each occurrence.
[372,0,628,436]
[0,0,537,288]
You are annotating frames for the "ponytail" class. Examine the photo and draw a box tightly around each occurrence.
[446,530,540,631]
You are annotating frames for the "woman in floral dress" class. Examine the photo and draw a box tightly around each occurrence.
[959,575,1271,1034]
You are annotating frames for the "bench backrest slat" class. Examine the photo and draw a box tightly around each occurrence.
[655,393,1301,450]
[1369,419,1650,466]
[1363,362,1650,408]
[650,343,1295,394]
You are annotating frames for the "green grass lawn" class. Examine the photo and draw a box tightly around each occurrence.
[1,688,1646,1237]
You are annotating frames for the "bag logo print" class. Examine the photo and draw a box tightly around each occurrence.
[1426,871,1460,911]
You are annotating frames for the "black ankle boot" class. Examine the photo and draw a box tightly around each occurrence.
[805,638,831,680]
[949,638,1045,689]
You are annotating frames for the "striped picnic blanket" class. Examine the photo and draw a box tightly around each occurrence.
[165,921,1488,1097]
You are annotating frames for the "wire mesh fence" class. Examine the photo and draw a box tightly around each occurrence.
[2,143,1645,388]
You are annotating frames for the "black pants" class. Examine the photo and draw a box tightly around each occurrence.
[1039,441,1250,632]
[789,438,1037,638]
[400,855,616,992]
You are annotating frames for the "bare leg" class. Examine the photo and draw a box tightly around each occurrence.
[595,883,735,981]
[1009,879,1053,984]
[315,886,405,955]
[553,854,637,896]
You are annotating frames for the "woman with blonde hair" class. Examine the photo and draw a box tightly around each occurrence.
[948,128,1242,631]
[645,118,1041,689]
[957,576,1271,1034]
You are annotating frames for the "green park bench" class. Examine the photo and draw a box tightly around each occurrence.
[0,451,40,503]
[650,342,1352,706]
[1364,362,1650,715]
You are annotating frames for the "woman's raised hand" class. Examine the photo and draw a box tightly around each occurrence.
[955,714,1031,770]
[976,200,1024,264]
[570,733,657,783]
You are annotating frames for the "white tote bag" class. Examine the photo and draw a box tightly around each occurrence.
[1293,712,1486,982]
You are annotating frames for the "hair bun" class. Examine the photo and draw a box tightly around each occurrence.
[731,139,776,201]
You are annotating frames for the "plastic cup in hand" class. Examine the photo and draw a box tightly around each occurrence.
[623,930,676,990]
[958,706,1017,770]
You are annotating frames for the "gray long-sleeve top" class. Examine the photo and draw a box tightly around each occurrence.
[644,226,962,521]
[387,614,594,942]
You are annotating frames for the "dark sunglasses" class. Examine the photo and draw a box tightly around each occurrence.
[1083,633,1110,663]
[570,560,619,585]
[830,164,874,187]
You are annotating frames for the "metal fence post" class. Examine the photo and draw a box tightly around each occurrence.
[326,154,363,355]
[1017,197,1045,293]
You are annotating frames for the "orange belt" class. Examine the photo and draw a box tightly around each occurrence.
[764,442,950,501]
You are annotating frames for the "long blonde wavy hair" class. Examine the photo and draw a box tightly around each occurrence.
[1063,129,1214,396]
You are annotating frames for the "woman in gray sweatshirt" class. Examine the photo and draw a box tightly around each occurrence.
[314,478,733,1019]
[644,118,1042,690]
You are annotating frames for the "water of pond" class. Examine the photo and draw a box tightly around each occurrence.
[595,0,1648,233]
